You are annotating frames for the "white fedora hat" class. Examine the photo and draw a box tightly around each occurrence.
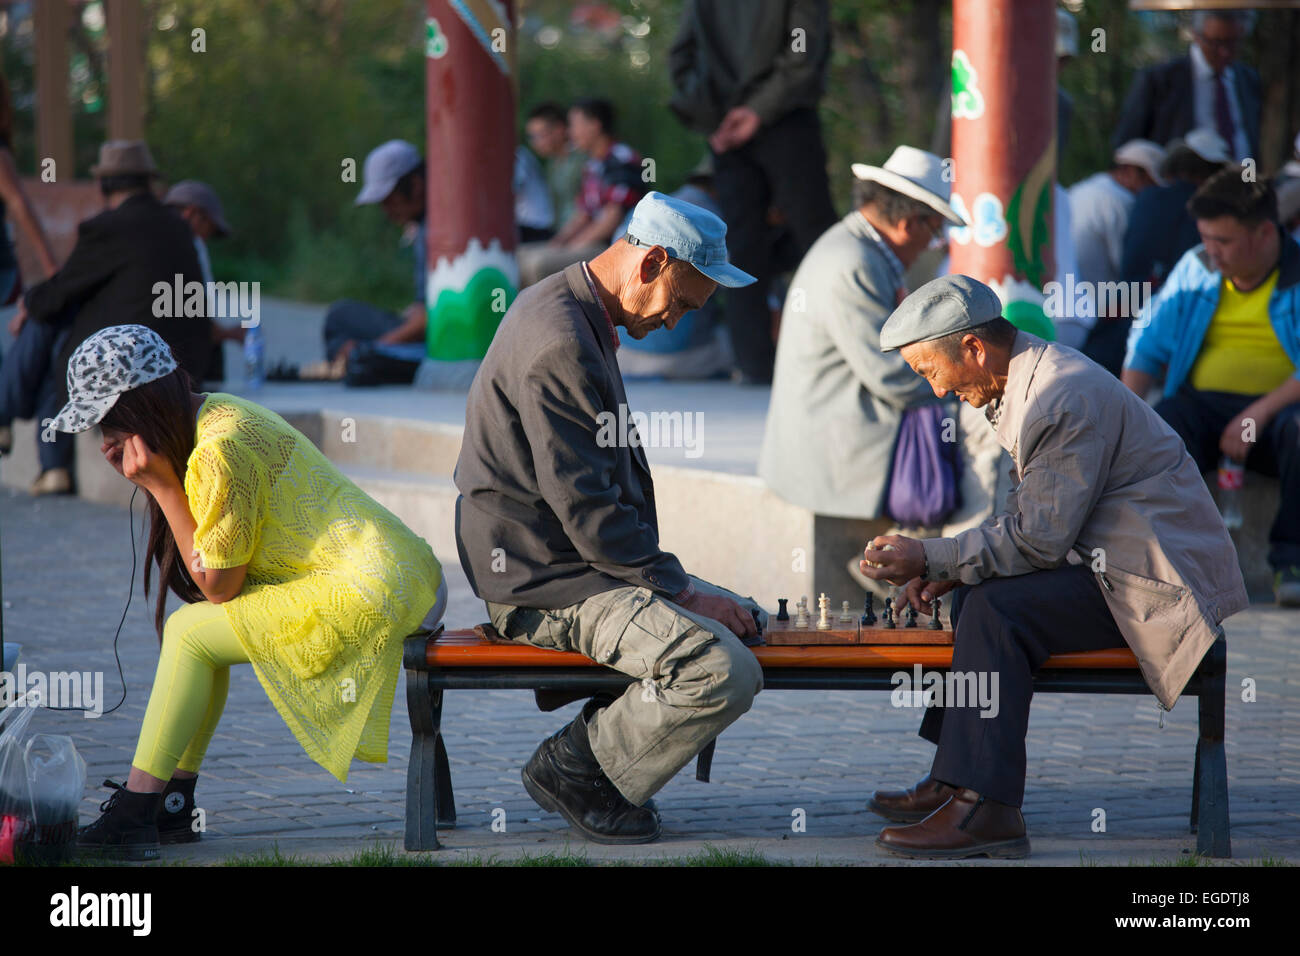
[851,146,967,226]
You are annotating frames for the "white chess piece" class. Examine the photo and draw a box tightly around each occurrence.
[794,595,810,629]
[866,542,898,569]
[817,592,831,630]
[839,600,854,624]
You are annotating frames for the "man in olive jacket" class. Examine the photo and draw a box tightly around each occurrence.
[860,275,1248,860]
[455,192,765,845]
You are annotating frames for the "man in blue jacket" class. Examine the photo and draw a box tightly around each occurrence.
[1123,170,1300,605]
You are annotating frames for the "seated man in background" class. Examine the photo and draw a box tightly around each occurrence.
[455,192,764,845]
[165,179,243,384]
[1123,170,1300,605]
[524,101,585,235]
[1087,130,1228,376]
[863,275,1246,859]
[282,139,428,385]
[0,140,210,495]
[516,98,644,288]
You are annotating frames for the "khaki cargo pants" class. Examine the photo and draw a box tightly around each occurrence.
[487,577,765,806]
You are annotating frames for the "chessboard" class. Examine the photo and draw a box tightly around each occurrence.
[762,594,954,646]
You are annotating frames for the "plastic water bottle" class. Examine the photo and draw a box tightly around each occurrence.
[243,322,264,391]
[1217,456,1244,531]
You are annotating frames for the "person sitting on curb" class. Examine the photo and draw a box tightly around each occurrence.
[271,140,429,385]
[60,325,445,860]
[164,179,243,384]
[454,192,764,845]
[860,275,1247,860]
[1123,170,1300,606]
[0,140,210,495]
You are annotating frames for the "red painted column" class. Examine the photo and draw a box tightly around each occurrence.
[423,1,518,369]
[949,0,1057,338]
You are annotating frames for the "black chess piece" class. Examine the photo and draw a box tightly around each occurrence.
[881,597,895,629]
[904,603,918,628]
[860,595,876,627]
[928,595,943,630]
[777,598,789,623]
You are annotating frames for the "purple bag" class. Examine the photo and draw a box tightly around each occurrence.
[885,405,962,527]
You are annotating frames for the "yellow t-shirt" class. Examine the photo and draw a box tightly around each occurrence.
[184,393,443,782]
[1190,269,1294,394]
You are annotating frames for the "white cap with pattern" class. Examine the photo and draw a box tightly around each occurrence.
[50,325,179,434]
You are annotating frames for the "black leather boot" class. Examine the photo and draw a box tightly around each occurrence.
[158,776,200,845]
[77,780,162,861]
[521,701,661,845]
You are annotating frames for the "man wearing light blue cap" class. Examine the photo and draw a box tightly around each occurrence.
[454,191,765,845]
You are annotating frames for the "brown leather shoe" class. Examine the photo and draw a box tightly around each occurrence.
[867,775,959,823]
[875,788,1030,860]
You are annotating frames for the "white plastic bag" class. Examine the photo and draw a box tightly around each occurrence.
[0,695,86,863]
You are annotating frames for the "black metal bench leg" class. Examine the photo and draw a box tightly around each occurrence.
[405,669,442,850]
[1194,636,1230,858]
[695,738,716,782]
[434,713,457,828]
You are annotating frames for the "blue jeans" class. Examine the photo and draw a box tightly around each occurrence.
[0,315,75,470]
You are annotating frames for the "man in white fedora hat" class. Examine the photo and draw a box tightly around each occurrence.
[759,145,986,601]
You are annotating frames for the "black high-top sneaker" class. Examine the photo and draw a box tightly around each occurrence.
[77,780,162,861]
[521,700,661,845]
[157,776,200,844]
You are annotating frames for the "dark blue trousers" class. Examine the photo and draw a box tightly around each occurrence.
[0,318,74,471]
[919,564,1129,807]
[1155,385,1300,570]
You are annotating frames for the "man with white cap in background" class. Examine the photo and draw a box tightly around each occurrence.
[1084,129,1229,376]
[1069,140,1164,294]
[759,146,991,604]
[276,139,427,384]
[859,274,1247,859]
[455,191,765,845]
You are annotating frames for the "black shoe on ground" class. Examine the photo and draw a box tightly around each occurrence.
[77,780,161,861]
[521,703,661,845]
[158,776,201,845]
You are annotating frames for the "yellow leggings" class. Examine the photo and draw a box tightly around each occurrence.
[132,601,250,780]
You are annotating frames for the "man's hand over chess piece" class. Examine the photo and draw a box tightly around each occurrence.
[860,534,958,615]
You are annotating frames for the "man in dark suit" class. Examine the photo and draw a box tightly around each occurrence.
[455,192,764,844]
[0,140,210,494]
[1112,10,1260,161]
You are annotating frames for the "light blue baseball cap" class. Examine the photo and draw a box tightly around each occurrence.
[623,191,756,288]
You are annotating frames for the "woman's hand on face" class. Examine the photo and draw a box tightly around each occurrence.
[119,434,179,493]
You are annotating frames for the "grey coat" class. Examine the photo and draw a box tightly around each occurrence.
[922,332,1249,710]
[454,263,691,609]
[758,211,940,518]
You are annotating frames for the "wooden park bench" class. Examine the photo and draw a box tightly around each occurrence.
[402,625,1230,857]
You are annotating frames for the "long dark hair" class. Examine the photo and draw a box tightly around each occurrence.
[99,366,204,641]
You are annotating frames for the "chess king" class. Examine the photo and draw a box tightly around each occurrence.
[454,192,766,845]
[859,274,1247,860]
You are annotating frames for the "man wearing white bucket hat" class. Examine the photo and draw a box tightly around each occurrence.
[759,146,981,600]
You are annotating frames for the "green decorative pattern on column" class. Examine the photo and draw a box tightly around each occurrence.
[426,266,516,361]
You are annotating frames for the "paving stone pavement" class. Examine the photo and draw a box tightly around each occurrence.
[2,488,1297,866]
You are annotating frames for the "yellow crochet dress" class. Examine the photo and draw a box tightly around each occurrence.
[183,392,442,782]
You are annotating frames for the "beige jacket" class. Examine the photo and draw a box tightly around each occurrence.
[922,332,1249,710]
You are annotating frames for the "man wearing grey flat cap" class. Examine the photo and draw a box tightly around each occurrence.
[455,191,765,845]
[858,274,1247,860]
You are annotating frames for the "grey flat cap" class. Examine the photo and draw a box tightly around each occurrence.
[879,275,1004,352]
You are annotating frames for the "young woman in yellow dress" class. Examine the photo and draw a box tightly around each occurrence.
[54,325,445,860]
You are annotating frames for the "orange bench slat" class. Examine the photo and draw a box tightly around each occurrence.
[421,630,1140,670]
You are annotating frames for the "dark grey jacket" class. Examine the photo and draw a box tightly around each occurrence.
[668,0,829,133]
[454,263,690,609]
